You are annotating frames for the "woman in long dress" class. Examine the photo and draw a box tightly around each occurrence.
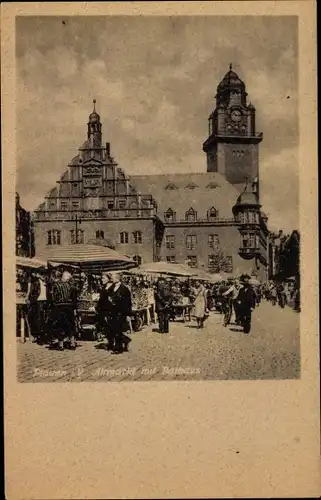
[192,281,208,329]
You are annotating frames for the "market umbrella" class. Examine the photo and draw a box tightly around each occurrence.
[16,256,47,270]
[193,271,223,283]
[36,245,137,272]
[138,261,197,277]
[249,278,261,285]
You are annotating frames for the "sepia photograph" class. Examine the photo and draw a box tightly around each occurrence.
[3,3,319,500]
[15,14,301,382]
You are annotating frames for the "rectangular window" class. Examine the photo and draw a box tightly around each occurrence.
[239,213,247,224]
[133,231,142,244]
[242,234,255,248]
[60,202,68,211]
[72,201,80,210]
[208,254,215,268]
[166,256,176,263]
[47,230,61,245]
[107,201,114,210]
[164,210,176,222]
[96,230,104,239]
[120,232,129,244]
[187,255,197,268]
[186,235,197,250]
[70,229,84,244]
[225,256,233,272]
[133,255,142,266]
[166,235,175,249]
[208,234,219,248]
[118,200,126,209]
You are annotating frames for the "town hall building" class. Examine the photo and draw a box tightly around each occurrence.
[34,66,269,280]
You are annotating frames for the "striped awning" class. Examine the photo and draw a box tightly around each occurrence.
[138,261,197,277]
[36,245,136,272]
[16,256,47,270]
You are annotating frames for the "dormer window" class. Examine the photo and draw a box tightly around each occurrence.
[185,182,198,190]
[206,182,220,189]
[164,208,176,223]
[165,182,179,191]
[185,207,197,222]
[207,207,218,220]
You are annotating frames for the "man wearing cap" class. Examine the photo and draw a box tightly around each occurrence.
[235,274,256,333]
[49,270,78,350]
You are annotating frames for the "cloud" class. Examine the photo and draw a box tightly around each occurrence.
[260,147,299,232]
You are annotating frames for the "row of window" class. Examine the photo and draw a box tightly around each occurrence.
[166,255,233,269]
[238,212,259,224]
[50,200,138,211]
[47,230,143,245]
[119,231,142,244]
[165,234,220,250]
[165,207,218,223]
[242,234,260,248]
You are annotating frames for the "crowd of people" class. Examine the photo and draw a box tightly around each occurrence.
[16,266,300,353]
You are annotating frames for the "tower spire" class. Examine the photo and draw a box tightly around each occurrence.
[93,98,96,112]
[229,62,232,71]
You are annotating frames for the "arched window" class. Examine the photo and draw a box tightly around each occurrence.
[47,229,61,245]
[164,208,176,223]
[132,230,142,244]
[120,231,129,244]
[133,255,142,266]
[207,207,218,220]
[185,207,197,222]
[96,230,104,239]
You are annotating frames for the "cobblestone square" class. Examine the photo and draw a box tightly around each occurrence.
[17,302,300,382]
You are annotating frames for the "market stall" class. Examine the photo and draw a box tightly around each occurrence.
[135,261,197,323]
[37,245,137,340]
[16,256,47,343]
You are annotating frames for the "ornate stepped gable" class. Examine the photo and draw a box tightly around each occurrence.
[35,100,158,216]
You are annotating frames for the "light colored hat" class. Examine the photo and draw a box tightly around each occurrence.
[62,271,72,282]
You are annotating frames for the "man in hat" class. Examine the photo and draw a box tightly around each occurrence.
[155,278,173,333]
[26,271,41,341]
[222,278,243,325]
[97,271,132,353]
[49,270,78,350]
[235,274,256,333]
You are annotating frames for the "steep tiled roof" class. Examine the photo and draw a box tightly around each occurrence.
[130,172,240,220]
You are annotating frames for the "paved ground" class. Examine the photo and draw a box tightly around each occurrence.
[17,301,300,382]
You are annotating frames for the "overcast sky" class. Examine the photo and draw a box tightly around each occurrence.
[16,15,298,232]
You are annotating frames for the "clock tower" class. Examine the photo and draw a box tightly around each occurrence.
[203,64,263,192]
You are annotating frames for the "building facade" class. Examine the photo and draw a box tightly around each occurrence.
[16,192,35,257]
[268,230,300,281]
[33,67,269,280]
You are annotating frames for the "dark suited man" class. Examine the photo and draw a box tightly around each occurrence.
[96,272,114,349]
[155,279,173,333]
[235,274,256,333]
[97,272,132,353]
[26,272,41,340]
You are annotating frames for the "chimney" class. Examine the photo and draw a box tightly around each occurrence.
[106,142,110,156]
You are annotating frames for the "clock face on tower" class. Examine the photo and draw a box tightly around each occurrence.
[231,109,242,122]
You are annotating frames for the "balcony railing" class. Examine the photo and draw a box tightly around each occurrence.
[238,246,260,260]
